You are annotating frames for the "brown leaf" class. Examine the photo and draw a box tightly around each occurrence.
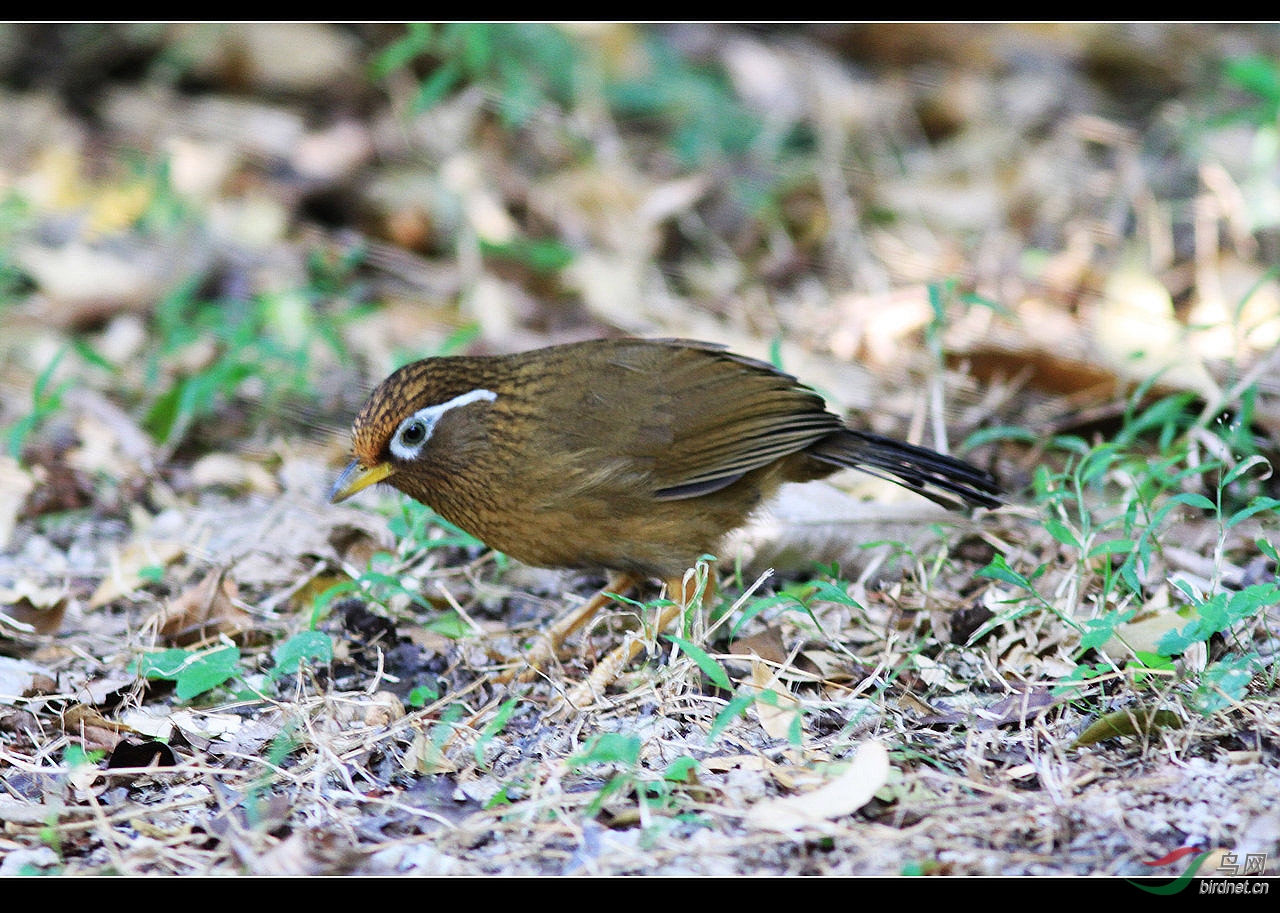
[729,627,788,665]
[750,659,802,742]
[60,703,132,753]
[0,580,69,635]
[149,570,253,647]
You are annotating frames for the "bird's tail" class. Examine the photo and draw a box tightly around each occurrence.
[809,429,1001,510]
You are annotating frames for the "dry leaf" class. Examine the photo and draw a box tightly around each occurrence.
[750,659,802,742]
[364,691,406,728]
[149,570,253,646]
[0,456,34,550]
[702,754,767,773]
[60,703,132,753]
[729,627,788,665]
[1092,263,1218,398]
[1101,611,1188,661]
[745,741,891,832]
[0,580,69,635]
[0,656,56,704]
[190,453,279,495]
[87,507,190,608]
[17,241,163,324]
[403,721,456,776]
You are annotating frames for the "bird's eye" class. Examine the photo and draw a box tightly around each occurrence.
[399,421,427,445]
[387,389,494,462]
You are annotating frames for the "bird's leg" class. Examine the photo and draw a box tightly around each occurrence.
[563,568,716,709]
[495,572,638,684]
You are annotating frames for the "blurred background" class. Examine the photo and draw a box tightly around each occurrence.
[2,24,1278,486]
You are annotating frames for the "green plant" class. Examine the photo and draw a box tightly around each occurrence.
[132,643,241,701]
[372,24,792,209]
[0,190,34,306]
[5,348,73,461]
[1218,54,1280,129]
[568,732,701,819]
[473,696,518,766]
[371,23,583,125]
[312,499,488,634]
[141,278,347,455]
[981,377,1278,717]
[406,685,438,708]
[605,30,765,170]
[268,630,334,684]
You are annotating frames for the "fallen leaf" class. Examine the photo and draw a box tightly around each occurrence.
[750,659,802,742]
[364,691,405,728]
[147,570,253,646]
[0,579,69,635]
[1074,707,1182,746]
[0,657,57,705]
[403,720,456,776]
[745,741,891,832]
[0,456,34,550]
[729,627,788,665]
[89,519,185,609]
[60,703,132,753]
[189,452,279,495]
[1101,612,1188,660]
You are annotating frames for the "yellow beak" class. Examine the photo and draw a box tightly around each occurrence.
[329,460,395,503]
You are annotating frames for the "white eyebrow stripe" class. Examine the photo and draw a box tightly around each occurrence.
[388,388,497,461]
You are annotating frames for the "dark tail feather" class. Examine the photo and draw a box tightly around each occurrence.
[809,429,1001,510]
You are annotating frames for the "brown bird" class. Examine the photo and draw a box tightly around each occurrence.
[330,338,999,691]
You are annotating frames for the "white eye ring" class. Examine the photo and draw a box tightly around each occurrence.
[389,388,496,461]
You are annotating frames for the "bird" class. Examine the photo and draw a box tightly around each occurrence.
[330,337,1000,691]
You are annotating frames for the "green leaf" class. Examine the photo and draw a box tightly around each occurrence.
[976,554,1034,591]
[176,646,239,701]
[270,631,333,681]
[1087,538,1135,558]
[663,755,699,783]
[1043,520,1080,549]
[666,635,731,690]
[1192,655,1256,715]
[1221,455,1273,491]
[1052,662,1111,697]
[728,592,793,639]
[425,609,472,639]
[1131,651,1175,684]
[1078,609,1136,651]
[411,60,463,114]
[135,645,241,701]
[369,23,434,79]
[708,692,755,742]
[474,697,519,765]
[961,425,1039,449]
[63,744,105,768]
[1158,583,1280,655]
[1227,496,1280,528]
[407,685,438,708]
[480,237,575,274]
[571,733,641,769]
